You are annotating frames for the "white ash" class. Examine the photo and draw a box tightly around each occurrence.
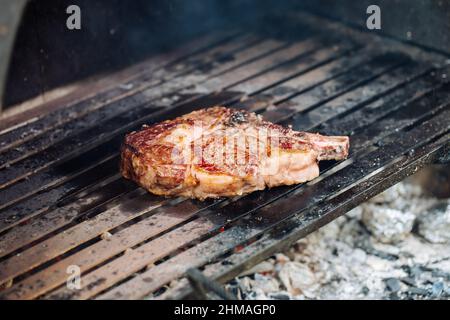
[416,202,450,244]
[251,274,280,294]
[226,182,450,300]
[278,262,321,298]
[362,207,415,244]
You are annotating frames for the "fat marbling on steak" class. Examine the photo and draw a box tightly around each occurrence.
[120,106,349,200]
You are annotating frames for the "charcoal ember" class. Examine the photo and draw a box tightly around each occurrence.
[225,181,450,300]
[384,278,401,292]
[403,265,423,278]
[225,277,249,300]
[244,288,272,300]
[400,277,417,287]
[225,278,242,300]
[430,282,445,298]
[416,201,450,244]
[445,286,450,298]
[268,291,292,300]
[227,285,242,300]
[362,205,415,244]
[242,290,258,300]
[431,268,450,280]
[406,287,429,297]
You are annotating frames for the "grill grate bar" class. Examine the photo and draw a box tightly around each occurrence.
[94,107,449,300]
[0,35,341,190]
[0,97,277,282]
[0,63,442,282]
[268,61,424,125]
[0,20,321,162]
[0,41,362,231]
[223,40,358,92]
[0,11,448,300]
[262,46,374,101]
[0,155,120,233]
[0,28,245,149]
[0,92,245,254]
[0,35,274,169]
[163,134,450,300]
[0,38,363,211]
[0,92,241,204]
[96,92,449,300]
[0,178,139,259]
[0,60,432,258]
[0,51,414,210]
[2,72,446,299]
[289,63,430,130]
[317,68,450,136]
[0,98,275,233]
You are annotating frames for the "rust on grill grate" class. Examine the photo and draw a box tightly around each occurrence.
[0,12,448,300]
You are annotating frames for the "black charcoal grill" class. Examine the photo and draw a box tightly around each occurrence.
[0,1,449,300]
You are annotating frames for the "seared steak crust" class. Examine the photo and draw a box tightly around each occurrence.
[121,106,349,199]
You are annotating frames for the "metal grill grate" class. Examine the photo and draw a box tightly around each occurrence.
[0,12,448,300]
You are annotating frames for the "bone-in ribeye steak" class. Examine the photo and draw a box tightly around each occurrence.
[121,106,349,199]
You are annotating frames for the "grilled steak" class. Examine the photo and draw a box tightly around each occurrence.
[121,106,349,199]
